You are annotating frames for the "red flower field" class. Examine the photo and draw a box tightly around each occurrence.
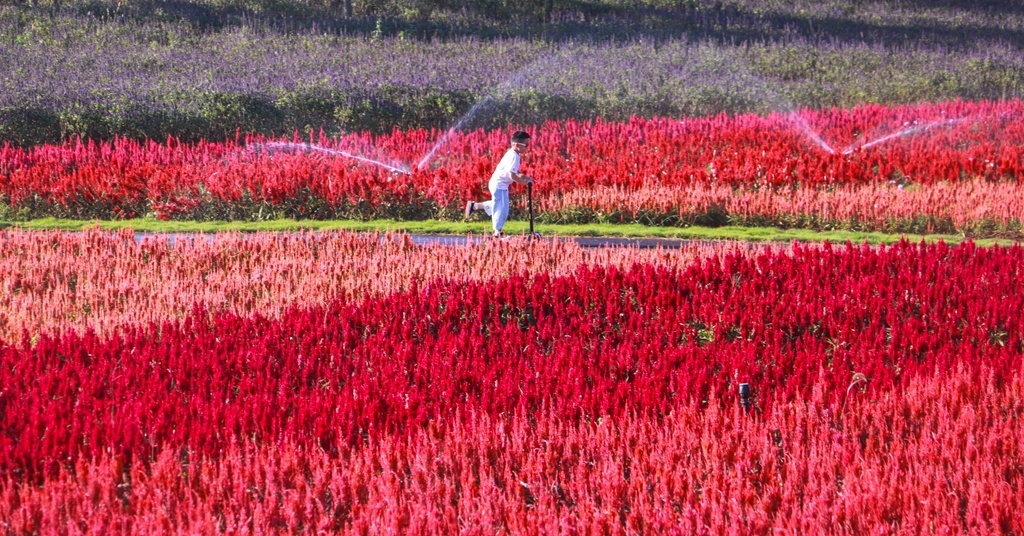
[2,99,1023,235]
[0,230,1021,533]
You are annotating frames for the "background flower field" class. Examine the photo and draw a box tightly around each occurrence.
[2,1,1024,145]
[3,99,1023,237]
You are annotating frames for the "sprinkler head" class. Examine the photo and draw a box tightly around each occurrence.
[739,383,751,411]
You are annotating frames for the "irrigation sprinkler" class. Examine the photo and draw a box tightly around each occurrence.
[739,383,751,412]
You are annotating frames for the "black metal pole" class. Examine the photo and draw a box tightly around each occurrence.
[528,182,534,237]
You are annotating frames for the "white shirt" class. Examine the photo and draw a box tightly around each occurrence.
[488,148,521,192]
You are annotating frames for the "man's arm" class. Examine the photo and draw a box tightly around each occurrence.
[510,171,533,185]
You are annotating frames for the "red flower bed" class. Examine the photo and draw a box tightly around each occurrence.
[4,369,1021,534]
[2,100,1023,234]
[0,229,729,343]
[0,238,1021,533]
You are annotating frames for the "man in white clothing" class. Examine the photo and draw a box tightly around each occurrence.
[464,130,534,237]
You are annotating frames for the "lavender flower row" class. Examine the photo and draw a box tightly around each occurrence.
[1,6,1023,144]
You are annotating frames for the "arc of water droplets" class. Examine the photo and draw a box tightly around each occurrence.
[415,54,559,171]
[787,113,836,154]
[841,117,970,155]
[254,142,411,175]
[416,96,495,171]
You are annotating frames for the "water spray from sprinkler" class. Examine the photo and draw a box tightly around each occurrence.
[841,117,969,155]
[417,96,494,171]
[254,142,411,175]
[415,53,556,171]
[788,114,835,154]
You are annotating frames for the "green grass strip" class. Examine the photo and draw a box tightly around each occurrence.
[0,217,1013,247]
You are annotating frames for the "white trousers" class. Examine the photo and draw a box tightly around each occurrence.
[480,187,510,233]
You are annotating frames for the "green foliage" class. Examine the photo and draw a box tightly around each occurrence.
[173,188,442,222]
[197,92,283,140]
[4,216,998,247]
[0,107,61,146]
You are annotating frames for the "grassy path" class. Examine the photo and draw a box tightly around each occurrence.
[3,217,1012,246]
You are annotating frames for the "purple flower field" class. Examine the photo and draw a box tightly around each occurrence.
[1,1,1023,144]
